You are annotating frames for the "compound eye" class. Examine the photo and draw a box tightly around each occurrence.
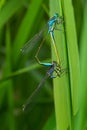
[54,13,59,18]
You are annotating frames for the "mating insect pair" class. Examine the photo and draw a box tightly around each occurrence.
[21,13,65,111]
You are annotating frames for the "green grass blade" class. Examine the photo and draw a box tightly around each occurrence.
[76,1,87,130]
[50,0,69,130]
[61,0,80,116]
[43,112,56,130]
[0,25,15,130]
[5,25,15,130]
[0,0,25,29]
[0,0,6,9]
[50,0,80,130]
[0,59,50,83]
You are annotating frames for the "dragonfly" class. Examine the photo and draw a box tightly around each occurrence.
[20,13,63,68]
[22,61,65,111]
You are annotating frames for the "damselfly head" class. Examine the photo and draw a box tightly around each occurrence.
[52,61,57,66]
[57,16,64,24]
[54,13,59,18]
[53,13,63,24]
[52,61,60,67]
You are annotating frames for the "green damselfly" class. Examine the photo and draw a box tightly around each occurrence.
[22,61,65,111]
[20,13,63,67]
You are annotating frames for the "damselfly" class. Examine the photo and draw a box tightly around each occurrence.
[22,61,65,111]
[20,13,63,67]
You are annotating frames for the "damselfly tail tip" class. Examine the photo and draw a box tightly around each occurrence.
[22,104,25,111]
[20,48,24,53]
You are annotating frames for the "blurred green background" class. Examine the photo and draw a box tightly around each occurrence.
[0,0,87,130]
[0,0,56,130]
